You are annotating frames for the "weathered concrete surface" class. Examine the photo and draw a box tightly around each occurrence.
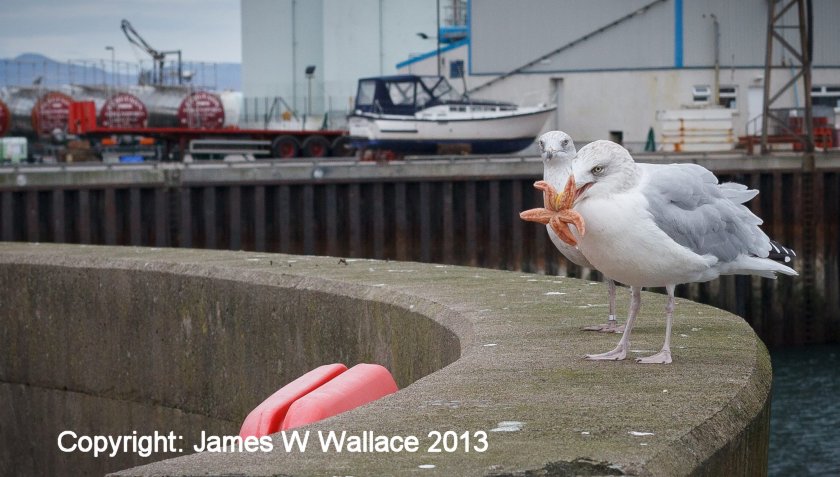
[0,243,771,476]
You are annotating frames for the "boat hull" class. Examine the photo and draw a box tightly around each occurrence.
[353,137,538,154]
[348,106,555,154]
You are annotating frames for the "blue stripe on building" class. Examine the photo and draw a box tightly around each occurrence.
[674,0,684,68]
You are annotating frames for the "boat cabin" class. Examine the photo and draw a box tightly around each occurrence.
[354,75,464,116]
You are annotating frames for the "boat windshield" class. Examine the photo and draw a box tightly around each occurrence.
[356,80,377,107]
[354,76,463,115]
[386,81,417,107]
[419,77,459,104]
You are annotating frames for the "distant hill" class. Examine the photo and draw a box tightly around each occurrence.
[13,53,53,62]
[0,53,240,91]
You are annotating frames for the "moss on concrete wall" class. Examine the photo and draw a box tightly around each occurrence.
[0,244,771,476]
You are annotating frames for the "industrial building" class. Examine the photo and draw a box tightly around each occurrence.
[398,0,840,151]
[240,0,840,152]
[240,0,439,122]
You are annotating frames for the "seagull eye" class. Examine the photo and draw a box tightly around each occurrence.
[591,165,604,175]
[561,139,569,147]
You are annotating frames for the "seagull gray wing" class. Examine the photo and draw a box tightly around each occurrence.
[638,163,770,262]
[718,182,759,204]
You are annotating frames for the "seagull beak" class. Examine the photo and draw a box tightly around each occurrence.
[569,174,592,204]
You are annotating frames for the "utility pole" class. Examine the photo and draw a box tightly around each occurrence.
[710,14,720,106]
[436,0,441,76]
[305,65,316,117]
[105,46,115,88]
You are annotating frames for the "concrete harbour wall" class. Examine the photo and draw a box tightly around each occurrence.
[1,244,771,475]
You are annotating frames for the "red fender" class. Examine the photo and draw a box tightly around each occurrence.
[239,363,347,438]
[281,363,399,430]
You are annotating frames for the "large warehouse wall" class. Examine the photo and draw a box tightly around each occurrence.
[811,0,840,66]
[322,0,437,104]
[241,0,323,112]
[682,0,766,68]
[470,0,840,75]
[463,0,840,148]
[241,0,295,98]
[683,0,840,68]
[470,0,674,74]
[241,0,436,114]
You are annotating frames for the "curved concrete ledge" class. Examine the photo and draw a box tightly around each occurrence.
[0,244,771,476]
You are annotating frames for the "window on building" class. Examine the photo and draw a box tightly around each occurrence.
[812,85,840,107]
[719,86,737,109]
[692,85,711,104]
[450,60,465,79]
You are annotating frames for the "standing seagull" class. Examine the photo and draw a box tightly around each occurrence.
[566,142,796,364]
[535,131,623,332]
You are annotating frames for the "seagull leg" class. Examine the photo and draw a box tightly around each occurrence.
[581,279,625,333]
[636,284,675,364]
[585,286,641,361]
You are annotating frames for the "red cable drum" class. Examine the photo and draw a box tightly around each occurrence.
[177,91,225,129]
[31,91,73,136]
[99,92,148,128]
[0,99,10,136]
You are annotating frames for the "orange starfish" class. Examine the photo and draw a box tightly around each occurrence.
[519,179,586,246]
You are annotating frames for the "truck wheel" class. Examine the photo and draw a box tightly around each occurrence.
[330,136,354,157]
[301,135,331,158]
[272,136,300,158]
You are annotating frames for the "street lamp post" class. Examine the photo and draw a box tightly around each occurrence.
[436,0,440,76]
[305,65,316,118]
[417,32,441,76]
[710,14,720,107]
[105,46,115,88]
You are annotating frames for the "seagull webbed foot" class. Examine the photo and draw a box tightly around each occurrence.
[635,349,672,364]
[584,343,627,361]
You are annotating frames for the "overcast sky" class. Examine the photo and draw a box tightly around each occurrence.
[0,0,241,63]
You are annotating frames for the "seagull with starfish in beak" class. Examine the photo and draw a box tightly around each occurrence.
[561,140,797,364]
[520,131,625,333]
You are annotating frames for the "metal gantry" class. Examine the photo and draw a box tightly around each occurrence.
[761,0,814,154]
[120,19,183,86]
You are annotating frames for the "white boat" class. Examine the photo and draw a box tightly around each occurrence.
[348,75,555,154]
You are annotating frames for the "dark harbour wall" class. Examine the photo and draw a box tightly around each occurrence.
[0,247,461,476]
[1,152,838,347]
[0,245,771,476]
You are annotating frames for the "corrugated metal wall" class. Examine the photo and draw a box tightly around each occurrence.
[472,0,673,74]
[1,164,837,347]
[470,0,840,74]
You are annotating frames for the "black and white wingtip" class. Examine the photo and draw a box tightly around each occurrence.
[768,240,796,263]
